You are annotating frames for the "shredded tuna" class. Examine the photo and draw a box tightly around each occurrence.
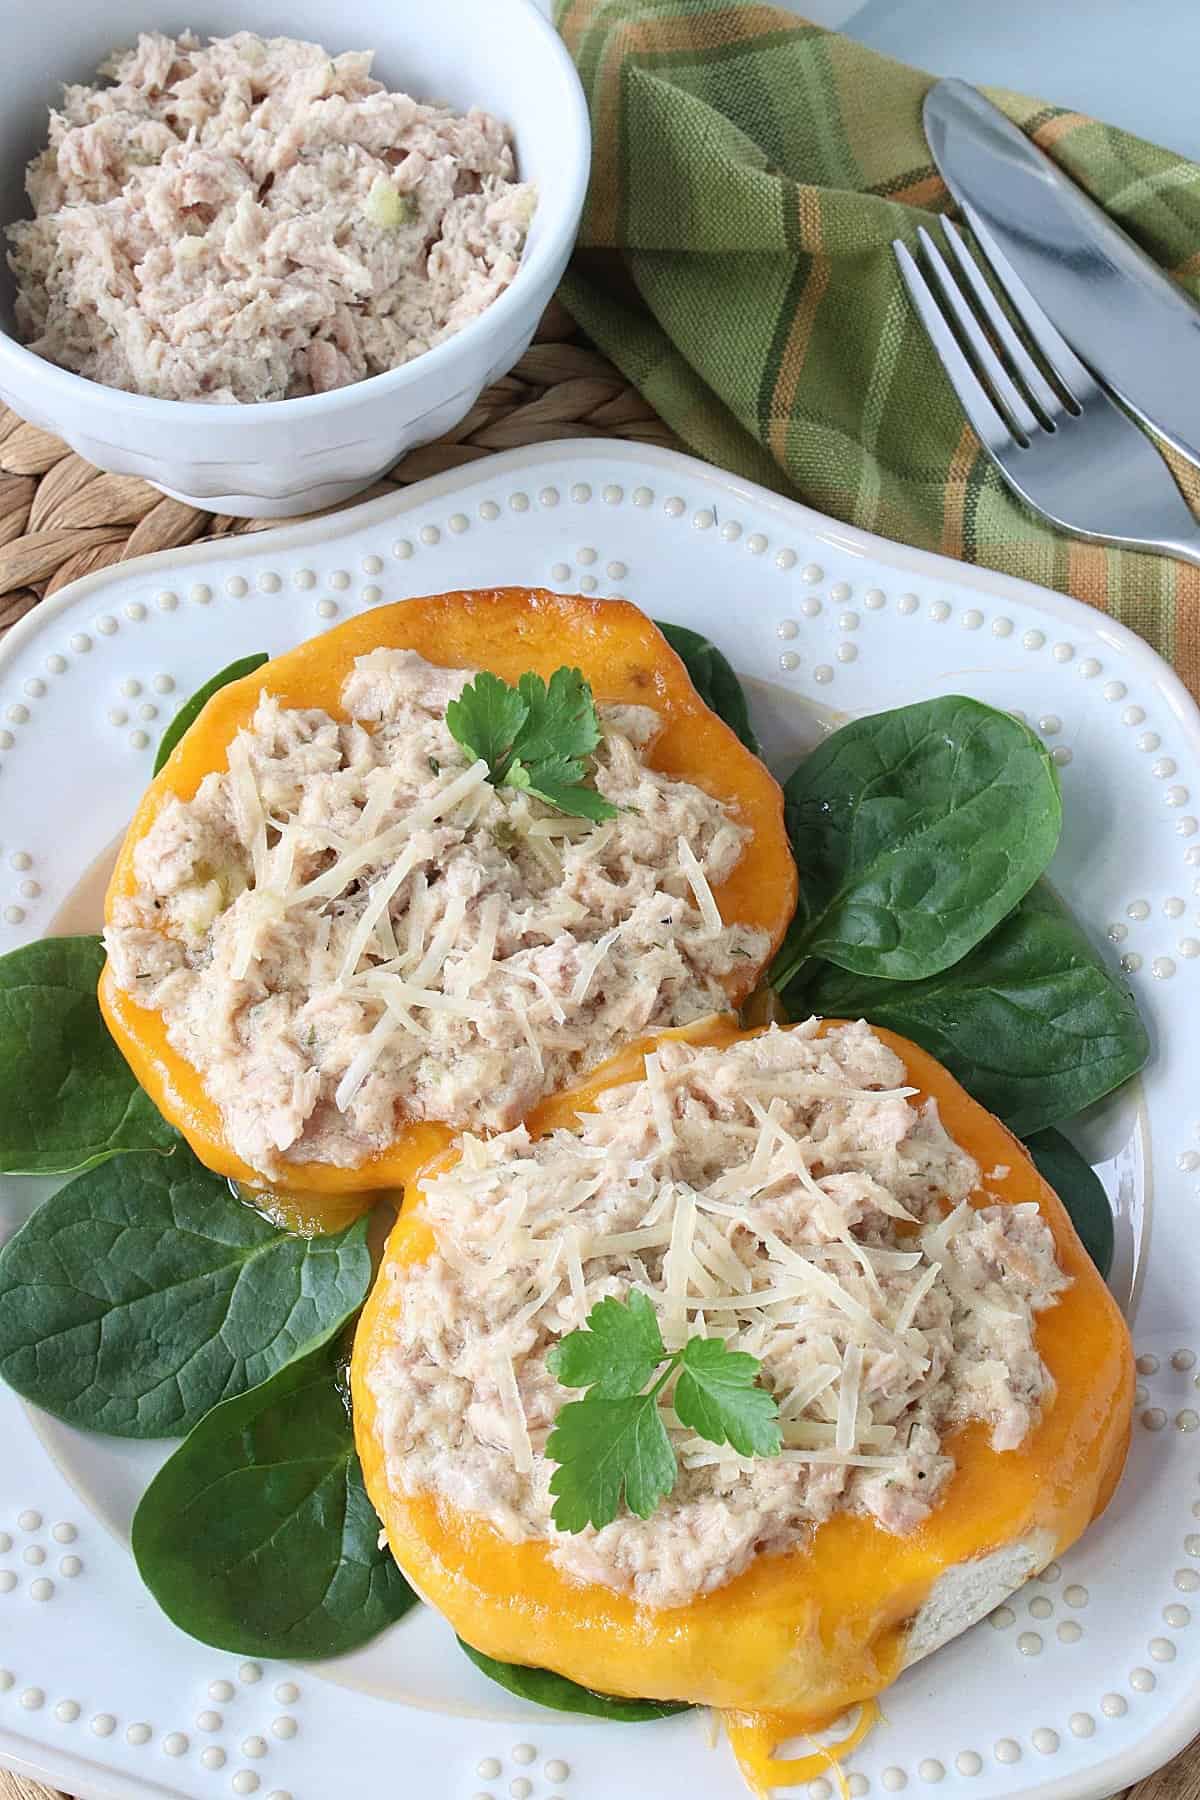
[8,32,536,402]
[367,1022,1070,1610]
[103,649,768,1175]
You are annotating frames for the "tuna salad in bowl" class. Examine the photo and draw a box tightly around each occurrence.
[0,0,589,513]
[9,31,538,405]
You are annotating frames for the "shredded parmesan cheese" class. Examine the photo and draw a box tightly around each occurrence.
[407,890,468,989]
[297,758,491,903]
[493,1347,534,1476]
[226,732,269,889]
[893,1259,943,1334]
[835,1341,864,1454]
[662,1185,696,1349]
[677,835,724,935]
[102,649,782,1176]
[570,924,623,1005]
[366,1021,1070,1612]
[644,1049,677,1157]
[334,1010,399,1113]
[336,842,423,983]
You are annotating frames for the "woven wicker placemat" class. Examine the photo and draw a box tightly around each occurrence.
[0,301,679,637]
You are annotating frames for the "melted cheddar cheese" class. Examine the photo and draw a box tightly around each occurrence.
[351,1020,1133,1784]
[98,589,796,1203]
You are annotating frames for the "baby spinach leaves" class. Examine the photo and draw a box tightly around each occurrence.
[799,883,1149,1138]
[0,1144,371,1436]
[770,696,1147,1268]
[0,932,404,1658]
[132,1337,417,1657]
[154,651,268,774]
[655,621,761,754]
[773,697,1061,987]
[458,1640,691,1720]
[771,696,1147,1150]
[0,935,176,1175]
[1023,1127,1115,1280]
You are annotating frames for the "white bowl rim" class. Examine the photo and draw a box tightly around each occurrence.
[0,0,591,423]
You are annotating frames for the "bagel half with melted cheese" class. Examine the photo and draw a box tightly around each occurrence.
[99,589,796,1202]
[352,1017,1133,1790]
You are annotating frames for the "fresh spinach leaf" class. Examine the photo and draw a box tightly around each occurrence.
[772,696,1061,986]
[458,1639,690,1720]
[0,935,176,1174]
[655,621,761,754]
[1023,1127,1115,1280]
[132,1338,417,1657]
[154,652,268,774]
[797,883,1149,1136]
[0,1146,371,1436]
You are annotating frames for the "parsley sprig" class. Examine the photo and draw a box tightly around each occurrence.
[445,667,618,822]
[545,1292,782,1533]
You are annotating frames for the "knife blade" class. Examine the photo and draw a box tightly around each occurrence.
[923,78,1200,467]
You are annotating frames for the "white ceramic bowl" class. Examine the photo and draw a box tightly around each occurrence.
[0,0,590,517]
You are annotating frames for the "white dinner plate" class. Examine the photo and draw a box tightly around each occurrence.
[0,440,1198,1800]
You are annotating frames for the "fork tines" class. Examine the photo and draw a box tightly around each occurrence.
[893,212,1092,451]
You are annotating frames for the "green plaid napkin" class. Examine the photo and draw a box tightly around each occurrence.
[557,0,1200,693]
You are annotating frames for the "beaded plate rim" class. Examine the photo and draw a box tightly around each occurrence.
[0,438,1198,1800]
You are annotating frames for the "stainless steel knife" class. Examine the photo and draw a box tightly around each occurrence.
[923,78,1200,467]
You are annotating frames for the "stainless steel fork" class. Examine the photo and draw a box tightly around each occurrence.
[893,209,1200,567]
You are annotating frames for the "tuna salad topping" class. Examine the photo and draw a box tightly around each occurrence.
[368,1022,1070,1609]
[8,32,536,402]
[103,649,769,1175]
